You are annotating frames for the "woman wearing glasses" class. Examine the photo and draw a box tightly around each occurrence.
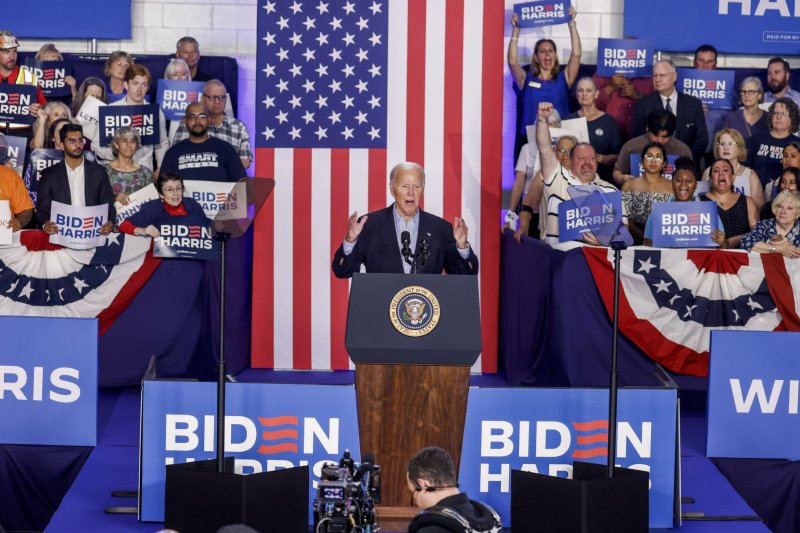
[118,172,209,238]
[701,128,764,209]
[724,77,769,143]
[622,142,673,244]
[746,97,800,190]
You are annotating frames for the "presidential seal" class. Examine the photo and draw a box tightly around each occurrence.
[389,285,441,337]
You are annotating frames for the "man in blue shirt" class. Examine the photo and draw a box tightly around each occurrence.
[159,102,245,182]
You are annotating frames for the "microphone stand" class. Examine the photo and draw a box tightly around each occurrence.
[607,225,626,479]
[418,239,429,270]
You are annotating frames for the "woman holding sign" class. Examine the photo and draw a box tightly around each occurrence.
[643,158,727,248]
[105,126,152,206]
[700,159,758,248]
[162,58,192,144]
[621,142,673,244]
[117,172,208,238]
[508,6,582,134]
[741,190,800,256]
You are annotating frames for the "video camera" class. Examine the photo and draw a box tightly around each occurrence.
[313,450,381,533]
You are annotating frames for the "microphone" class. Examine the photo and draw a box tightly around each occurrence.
[418,238,430,268]
[401,231,414,267]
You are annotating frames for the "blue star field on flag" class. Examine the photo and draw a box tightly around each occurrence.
[257,0,389,149]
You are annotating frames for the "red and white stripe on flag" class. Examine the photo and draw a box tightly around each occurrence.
[252,0,504,371]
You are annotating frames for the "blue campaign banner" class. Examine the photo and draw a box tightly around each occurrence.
[458,387,677,528]
[3,134,27,177]
[630,153,679,179]
[558,190,622,242]
[624,0,800,55]
[139,381,361,522]
[0,84,37,125]
[651,202,719,248]
[153,222,219,261]
[708,331,800,459]
[596,38,654,77]
[0,316,97,446]
[677,69,736,110]
[25,60,74,98]
[156,79,205,121]
[98,104,160,147]
[513,1,571,28]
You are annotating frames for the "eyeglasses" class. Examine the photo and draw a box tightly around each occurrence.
[203,94,226,102]
[185,113,208,121]
[644,153,664,161]
[716,141,737,148]
[555,147,571,154]
[740,90,760,96]
[774,111,791,118]
[162,186,184,194]
[64,137,85,145]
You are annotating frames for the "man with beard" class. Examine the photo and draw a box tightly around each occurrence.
[764,57,800,108]
[536,101,626,246]
[37,124,115,234]
[159,102,246,182]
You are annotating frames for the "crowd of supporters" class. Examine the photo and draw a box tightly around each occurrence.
[0,31,250,234]
[506,10,800,254]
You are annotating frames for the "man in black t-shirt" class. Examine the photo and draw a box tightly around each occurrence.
[159,102,246,182]
[406,447,501,533]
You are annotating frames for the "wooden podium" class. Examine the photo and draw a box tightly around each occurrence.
[345,273,481,527]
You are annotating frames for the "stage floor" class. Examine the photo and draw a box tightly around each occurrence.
[43,371,770,533]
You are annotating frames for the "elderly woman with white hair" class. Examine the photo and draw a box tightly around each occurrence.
[163,58,193,143]
[105,126,152,205]
[741,189,800,256]
[30,101,72,149]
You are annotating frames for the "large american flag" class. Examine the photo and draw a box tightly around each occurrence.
[252,0,503,371]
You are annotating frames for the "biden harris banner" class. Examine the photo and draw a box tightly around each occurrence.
[0,84,37,125]
[139,381,361,522]
[184,180,248,220]
[156,79,204,121]
[98,104,160,147]
[651,202,719,248]
[558,190,622,242]
[513,1,571,28]
[596,38,654,77]
[677,68,736,110]
[25,60,73,98]
[458,387,678,528]
[624,0,800,55]
[0,316,97,446]
[707,331,800,459]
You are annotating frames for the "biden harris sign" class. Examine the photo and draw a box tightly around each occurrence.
[458,387,678,528]
[596,38,654,77]
[708,331,800,459]
[513,1,571,28]
[139,381,361,522]
[624,0,800,55]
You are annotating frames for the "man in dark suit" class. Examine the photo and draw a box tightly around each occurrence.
[37,124,115,235]
[332,162,478,278]
[631,59,708,163]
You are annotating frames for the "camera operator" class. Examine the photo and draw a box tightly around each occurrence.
[406,447,501,533]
